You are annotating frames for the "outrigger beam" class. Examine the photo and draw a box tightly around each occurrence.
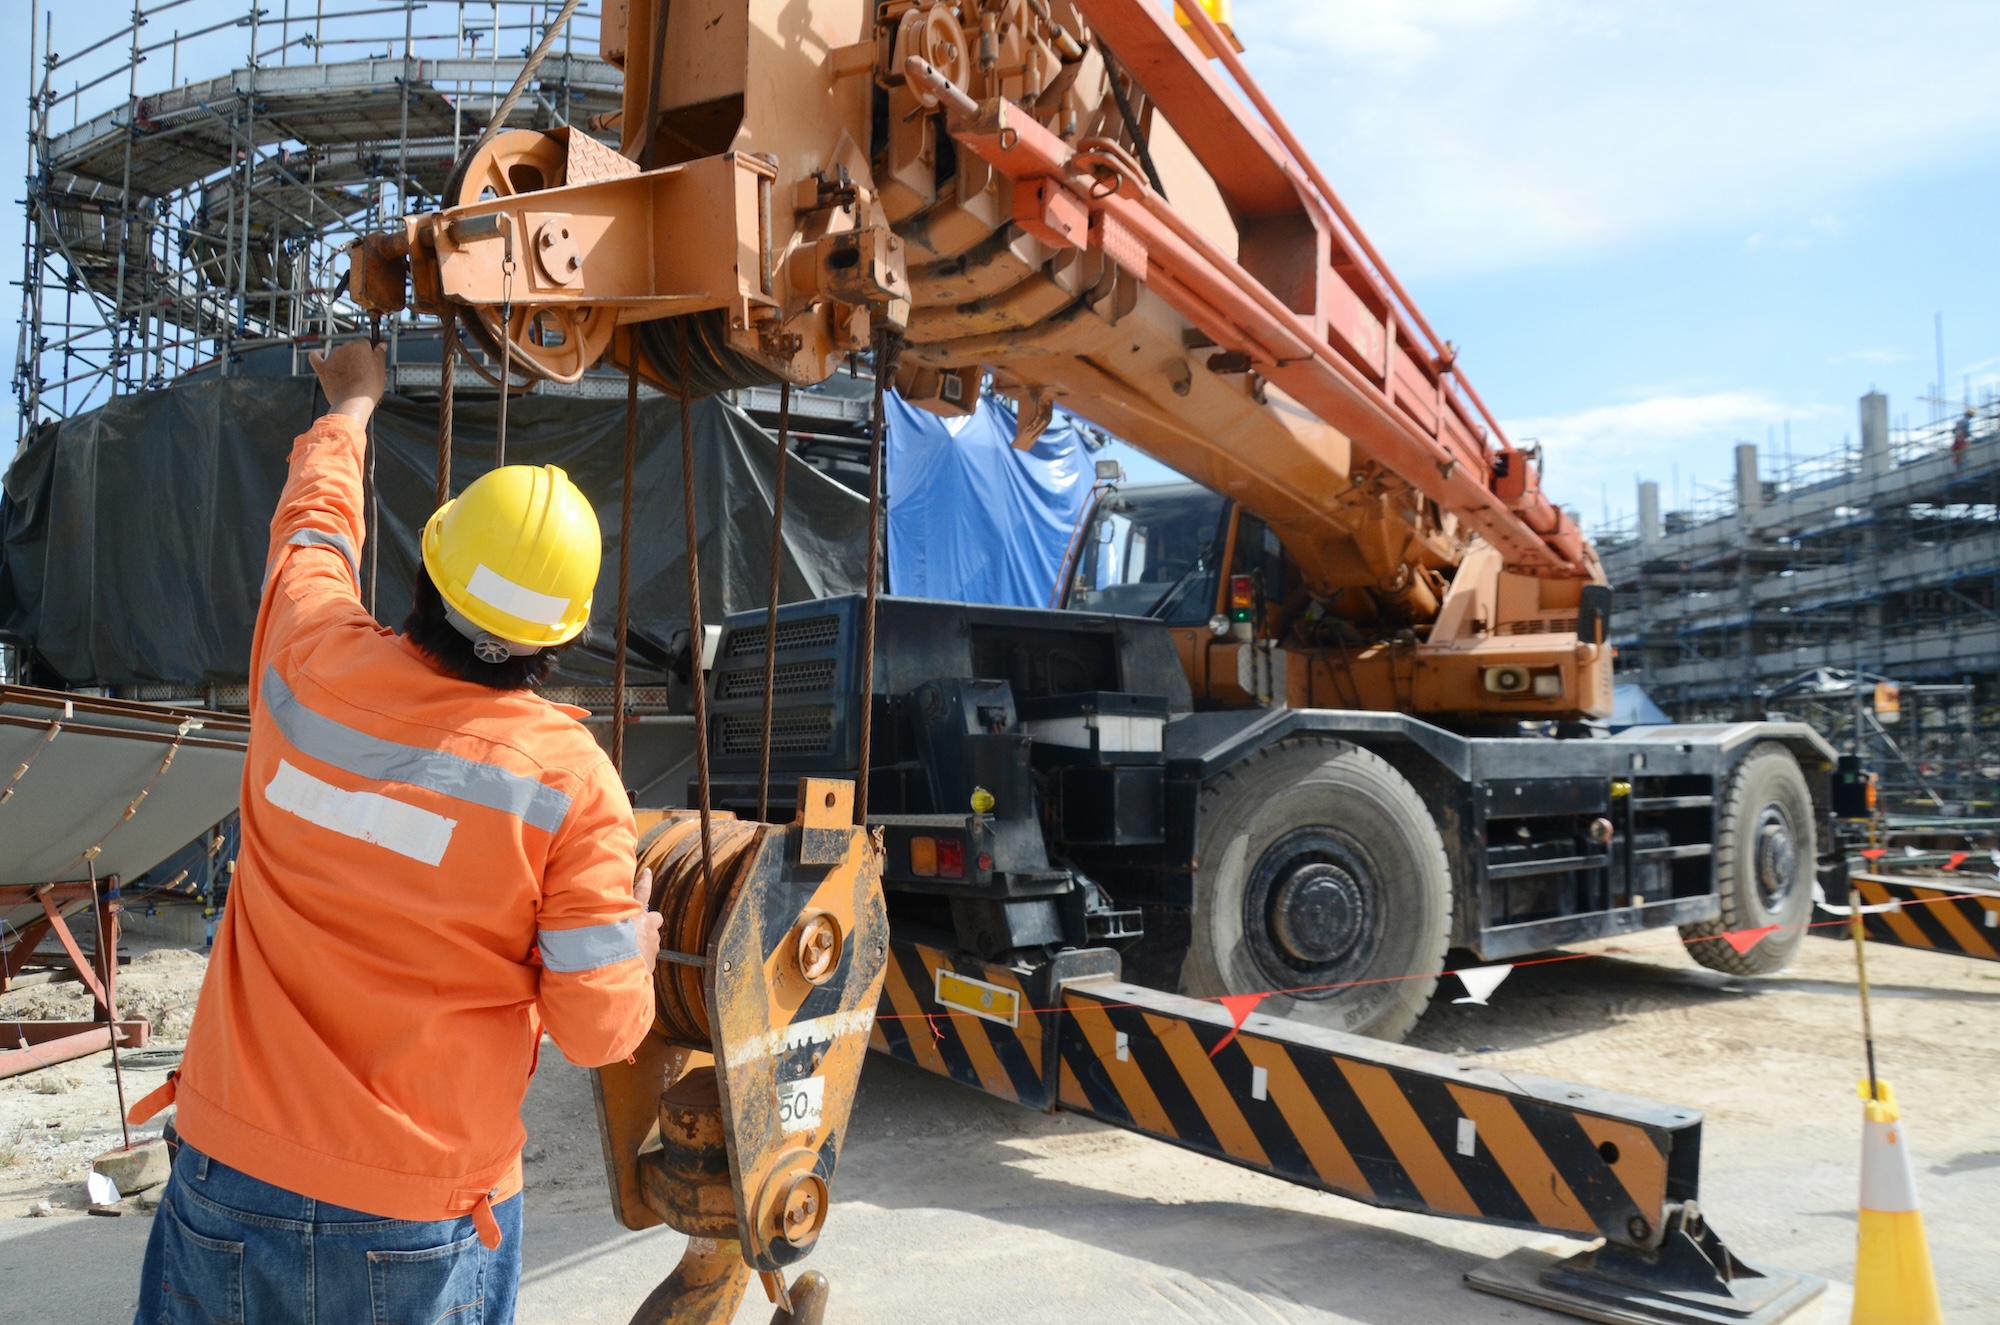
[873,937,1824,1325]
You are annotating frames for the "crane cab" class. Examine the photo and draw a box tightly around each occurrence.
[1062,481,1619,725]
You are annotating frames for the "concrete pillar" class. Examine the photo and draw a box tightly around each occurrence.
[1638,480,1661,546]
[1735,442,1762,517]
[1860,392,1890,475]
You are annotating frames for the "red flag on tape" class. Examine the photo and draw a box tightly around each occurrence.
[1722,925,1779,955]
[1209,993,1269,1058]
[1945,852,1967,871]
[1859,848,1887,862]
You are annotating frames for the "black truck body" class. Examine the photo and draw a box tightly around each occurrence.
[700,594,1838,973]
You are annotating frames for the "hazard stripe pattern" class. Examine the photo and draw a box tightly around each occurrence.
[1054,983,1677,1243]
[870,940,1051,1109]
[1847,877,2000,963]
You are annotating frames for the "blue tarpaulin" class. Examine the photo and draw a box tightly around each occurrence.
[1610,683,1673,730]
[886,390,1094,607]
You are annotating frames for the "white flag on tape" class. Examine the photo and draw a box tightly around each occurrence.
[1815,882,1902,916]
[1453,964,1514,1006]
[86,1172,120,1207]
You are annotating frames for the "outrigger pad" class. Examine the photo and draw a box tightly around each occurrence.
[1467,1204,1824,1325]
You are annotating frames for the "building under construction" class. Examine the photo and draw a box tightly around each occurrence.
[1594,393,2000,814]
[11,0,875,464]
[6,0,876,731]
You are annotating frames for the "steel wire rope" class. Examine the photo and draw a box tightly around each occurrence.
[90,861,131,1151]
[436,315,457,506]
[463,0,583,166]
[364,314,384,615]
[1094,40,1166,199]
[636,0,672,170]
[756,381,792,823]
[612,353,638,777]
[856,327,900,823]
[496,260,513,466]
[676,322,714,899]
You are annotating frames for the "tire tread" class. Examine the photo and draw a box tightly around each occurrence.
[1185,736,1453,1041]
[1681,742,1813,976]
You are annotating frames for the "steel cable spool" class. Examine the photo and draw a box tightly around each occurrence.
[638,813,764,1043]
[638,311,784,399]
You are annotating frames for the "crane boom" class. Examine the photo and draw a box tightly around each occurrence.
[1063,0,1584,572]
[912,51,1583,573]
[354,0,1614,722]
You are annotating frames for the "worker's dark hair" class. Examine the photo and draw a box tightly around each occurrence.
[402,572,563,691]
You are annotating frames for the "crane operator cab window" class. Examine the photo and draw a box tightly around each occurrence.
[1067,484,1230,623]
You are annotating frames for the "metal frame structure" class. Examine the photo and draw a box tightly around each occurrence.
[1597,395,2000,814]
[14,0,623,440]
[0,684,250,1077]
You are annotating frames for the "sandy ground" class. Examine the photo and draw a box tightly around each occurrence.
[1,930,1995,1324]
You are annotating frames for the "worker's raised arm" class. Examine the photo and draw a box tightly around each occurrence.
[261,341,386,614]
[535,760,658,1067]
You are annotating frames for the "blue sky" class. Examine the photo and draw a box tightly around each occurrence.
[1101,0,2000,525]
[7,1,1999,528]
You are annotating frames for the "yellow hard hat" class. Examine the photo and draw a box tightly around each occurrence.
[421,464,600,652]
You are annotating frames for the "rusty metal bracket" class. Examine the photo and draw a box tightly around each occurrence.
[593,783,888,1322]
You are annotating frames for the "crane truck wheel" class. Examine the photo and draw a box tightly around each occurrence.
[1680,742,1816,976]
[1181,737,1453,1043]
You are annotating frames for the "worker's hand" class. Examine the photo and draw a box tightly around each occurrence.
[633,867,663,970]
[310,339,387,426]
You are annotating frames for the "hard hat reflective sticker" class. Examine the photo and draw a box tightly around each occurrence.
[263,759,456,865]
[468,563,573,628]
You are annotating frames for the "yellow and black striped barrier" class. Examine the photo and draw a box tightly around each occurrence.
[870,938,1057,1110]
[872,938,1693,1249]
[1825,873,2000,963]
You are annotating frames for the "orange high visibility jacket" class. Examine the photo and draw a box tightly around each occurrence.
[150,412,651,1240]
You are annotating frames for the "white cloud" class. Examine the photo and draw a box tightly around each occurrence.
[1506,390,1835,520]
[1231,0,2000,275]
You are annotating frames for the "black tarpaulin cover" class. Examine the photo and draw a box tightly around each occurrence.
[0,378,867,687]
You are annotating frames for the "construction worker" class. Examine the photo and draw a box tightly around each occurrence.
[129,339,660,1323]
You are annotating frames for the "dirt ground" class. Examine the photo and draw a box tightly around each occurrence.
[2,930,1995,1323]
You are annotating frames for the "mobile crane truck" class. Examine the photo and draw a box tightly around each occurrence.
[350,0,1833,1320]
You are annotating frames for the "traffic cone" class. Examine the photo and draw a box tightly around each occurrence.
[1851,1079,1944,1324]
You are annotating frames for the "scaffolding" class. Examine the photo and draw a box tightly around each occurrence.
[10,0,893,474]
[1595,390,2000,813]
[11,0,630,437]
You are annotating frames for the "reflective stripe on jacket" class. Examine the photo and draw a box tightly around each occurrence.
[168,412,651,1228]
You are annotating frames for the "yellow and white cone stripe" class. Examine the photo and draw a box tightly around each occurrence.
[1851,1080,1943,1325]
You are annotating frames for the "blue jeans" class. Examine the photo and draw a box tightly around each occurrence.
[135,1139,522,1324]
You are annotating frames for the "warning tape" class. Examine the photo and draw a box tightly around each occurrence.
[871,885,1996,1025]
